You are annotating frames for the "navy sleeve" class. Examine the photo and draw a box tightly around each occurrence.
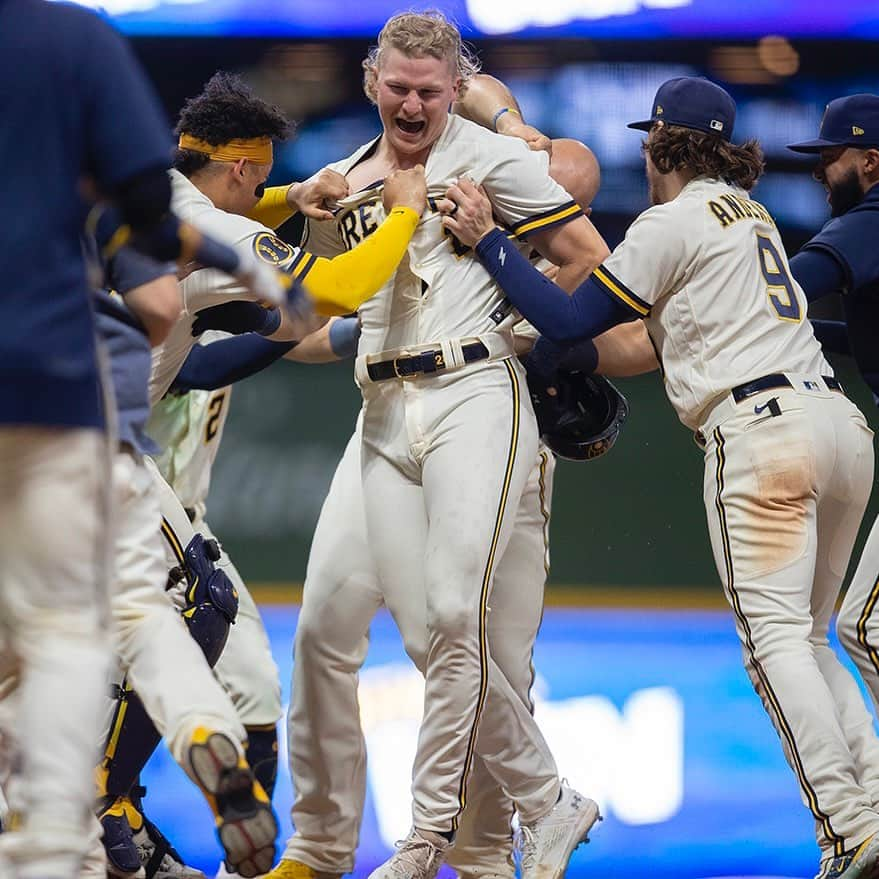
[171,336,296,393]
[475,228,632,343]
[801,208,879,294]
[80,12,172,187]
[789,247,847,303]
[108,246,175,296]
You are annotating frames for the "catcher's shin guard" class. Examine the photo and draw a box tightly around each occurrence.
[174,533,239,667]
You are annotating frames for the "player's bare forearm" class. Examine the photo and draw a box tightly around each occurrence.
[269,310,327,343]
[594,321,658,377]
[283,318,338,363]
[530,217,610,293]
[453,74,551,153]
[124,274,182,347]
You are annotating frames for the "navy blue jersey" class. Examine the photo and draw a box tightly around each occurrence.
[0,0,171,429]
[800,183,879,399]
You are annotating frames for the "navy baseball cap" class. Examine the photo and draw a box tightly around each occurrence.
[787,94,879,153]
[627,76,736,141]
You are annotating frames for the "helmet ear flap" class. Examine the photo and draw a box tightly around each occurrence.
[541,373,629,462]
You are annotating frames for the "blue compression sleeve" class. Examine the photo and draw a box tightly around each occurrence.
[475,228,631,342]
[789,248,847,303]
[171,335,296,393]
[810,319,851,356]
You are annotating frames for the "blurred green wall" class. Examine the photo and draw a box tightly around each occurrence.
[210,356,879,596]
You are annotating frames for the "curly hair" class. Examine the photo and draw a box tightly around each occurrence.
[644,123,765,192]
[362,10,480,105]
[173,72,291,176]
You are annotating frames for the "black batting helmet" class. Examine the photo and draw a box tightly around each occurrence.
[541,372,629,462]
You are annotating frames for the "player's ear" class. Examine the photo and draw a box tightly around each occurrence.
[863,148,879,178]
[232,158,248,184]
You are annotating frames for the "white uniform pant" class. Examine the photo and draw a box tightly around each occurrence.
[143,459,282,730]
[199,519,282,729]
[360,360,558,834]
[286,417,554,874]
[107,451,246,760]
[0,427,112,879]
[700,384,879,857]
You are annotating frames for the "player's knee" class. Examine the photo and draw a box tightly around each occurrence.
[294,603,334,654]
[426,594,480,643]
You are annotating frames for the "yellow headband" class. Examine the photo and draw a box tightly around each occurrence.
[178,133,273,164]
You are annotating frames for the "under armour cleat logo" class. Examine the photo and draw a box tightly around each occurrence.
[498,247,506,267]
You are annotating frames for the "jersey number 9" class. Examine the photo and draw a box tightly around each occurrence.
[756,233,801,323]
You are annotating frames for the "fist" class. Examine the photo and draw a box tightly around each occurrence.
[383,165,427,216]
[289,168,350,220]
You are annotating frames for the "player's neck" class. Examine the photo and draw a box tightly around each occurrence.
[191,170,238,214]
[376,135,431,171]
[658,169,698,204]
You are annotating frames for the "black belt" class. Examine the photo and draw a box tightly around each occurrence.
[731,373,843,403]
[366,341,490,382]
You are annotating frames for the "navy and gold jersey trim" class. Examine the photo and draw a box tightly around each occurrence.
[592,264,651,317]
[712,427,845,856]
[510,200,582,239]
[289,251,318,282]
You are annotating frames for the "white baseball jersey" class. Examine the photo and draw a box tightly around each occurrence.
[302,114,581,354]
[149,171,316,405]
[591,177,831,428]
[147,385,229,514]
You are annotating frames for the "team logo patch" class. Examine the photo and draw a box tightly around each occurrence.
[253,232,294,265]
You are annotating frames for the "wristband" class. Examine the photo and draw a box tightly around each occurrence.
[328,316,361,359]
[491,106,521,132]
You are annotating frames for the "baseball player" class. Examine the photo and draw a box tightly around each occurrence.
[293,15,607,879]
[786,97,879,732]
[445,75,879,879]
[270,77,618,879]
[0,3,190,876]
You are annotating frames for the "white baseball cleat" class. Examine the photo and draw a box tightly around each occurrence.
[815,833,879,879]
[366,828,450,879]
[516,783,601,879]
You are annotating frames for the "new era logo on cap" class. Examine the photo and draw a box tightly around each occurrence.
[788,93,879,153]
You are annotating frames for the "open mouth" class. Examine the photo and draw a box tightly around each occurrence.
[396,119,425,135]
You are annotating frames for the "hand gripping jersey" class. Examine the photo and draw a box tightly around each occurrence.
[302,115,581,357]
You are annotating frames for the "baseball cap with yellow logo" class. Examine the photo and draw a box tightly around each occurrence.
[788,93,879,153]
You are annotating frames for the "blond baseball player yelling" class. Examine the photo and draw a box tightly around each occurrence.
[287,13,609,879]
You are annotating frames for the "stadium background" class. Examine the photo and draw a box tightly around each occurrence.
[76,1,879,876]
